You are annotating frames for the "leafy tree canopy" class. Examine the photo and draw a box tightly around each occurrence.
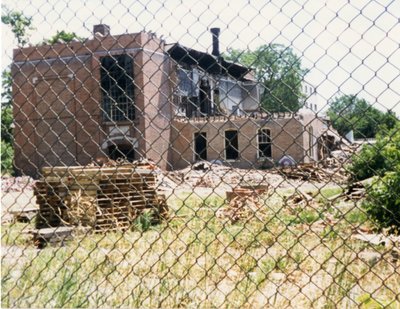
[1,5,33,46]
[1,6,34,174]
[224,44,306,113]
[43,30,84,45]
[327,94,398,139]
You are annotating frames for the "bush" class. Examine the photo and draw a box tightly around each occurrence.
[1,140,14,175]
[349,122,400,231]
[349,122,400,181]
[362,166,400,231]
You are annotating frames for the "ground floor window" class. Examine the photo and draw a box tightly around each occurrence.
[258,128,272,158]
[194,132,207,161]
[108,144,135,161]
[225,130,239,160]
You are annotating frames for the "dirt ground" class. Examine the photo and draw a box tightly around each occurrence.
[1,162,345,223]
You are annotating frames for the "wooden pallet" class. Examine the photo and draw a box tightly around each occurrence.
[34,164,166,233]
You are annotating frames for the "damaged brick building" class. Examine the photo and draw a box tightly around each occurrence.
[12,25,336,177]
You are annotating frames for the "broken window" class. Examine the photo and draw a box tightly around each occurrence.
[241,81,260,112]
[175,68,200,117]
[225,130,239,160]
[194,132,207,161]
[258,128,272,158]
[176,68,199,97]
[101,54,135,121]
[219,80,243,115]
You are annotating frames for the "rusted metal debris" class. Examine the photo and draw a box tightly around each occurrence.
[344,181,366,200]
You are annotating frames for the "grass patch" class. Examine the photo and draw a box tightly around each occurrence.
[1,191,398,308]
[1,222,32,246]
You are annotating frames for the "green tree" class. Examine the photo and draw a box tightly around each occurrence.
[327,94,398,139]
[43,30,83,45]
[1,6,34,46]
[1,7,33,174]
[225,44,306,112]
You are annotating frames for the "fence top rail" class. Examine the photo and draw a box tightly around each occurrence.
[173,112,300,123]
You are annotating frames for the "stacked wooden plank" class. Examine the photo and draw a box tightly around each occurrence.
[34,164,165,233]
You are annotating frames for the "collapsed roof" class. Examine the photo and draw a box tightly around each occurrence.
[166,43,253,81]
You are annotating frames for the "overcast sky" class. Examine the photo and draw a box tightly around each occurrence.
[2,0,400,114]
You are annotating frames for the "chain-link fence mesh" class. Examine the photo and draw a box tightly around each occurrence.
[1,0,400,307]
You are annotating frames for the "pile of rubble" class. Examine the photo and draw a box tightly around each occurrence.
[284,191,319,209]
[168,161,285,190]
[216,186,268,223]
[276,163,348,183]
[166,160,353,193]
[1,176,35,192]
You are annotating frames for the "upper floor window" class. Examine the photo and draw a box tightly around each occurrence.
[100,55,135,121]
[258,128,272,158]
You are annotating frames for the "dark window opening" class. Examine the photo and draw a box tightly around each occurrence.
[194,132,207,161]
[199,79,212,115]
[258,129,272,158]
[176,96,199,118]
[101,54,135,121]
[108,144,135,161]
[225,130,239,160]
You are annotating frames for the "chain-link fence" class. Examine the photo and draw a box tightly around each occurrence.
[1,0,400,307]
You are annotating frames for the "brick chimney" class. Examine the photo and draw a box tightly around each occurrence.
[210,28,220,57]
[93,24,110,36]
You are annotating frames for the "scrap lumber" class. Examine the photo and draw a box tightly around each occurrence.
[344,181,366,200]
[278,163,347,183]
[285,191,315,206]
[217,185,267,223]
[34,162,168,235]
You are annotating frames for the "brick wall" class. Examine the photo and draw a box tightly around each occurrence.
[13,31,168,177]
[170,116,307,170]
